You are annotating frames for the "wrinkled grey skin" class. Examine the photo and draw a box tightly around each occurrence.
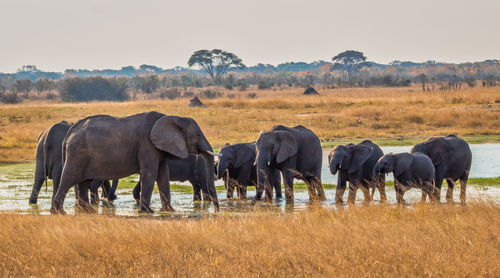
[216,142,277,199]
[51,111,218,214]
[129,154,211,202]
[373,152,436,204]
[411,135,472,203]
[328,140,386,204]
[29,121,115,205]
[255,125,325,204]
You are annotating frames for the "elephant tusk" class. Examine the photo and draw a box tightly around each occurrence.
[205,151,220,157]
[267,161,270,166]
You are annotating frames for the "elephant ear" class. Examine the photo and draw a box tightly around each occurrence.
[394,153,413,177]
[150,116,189,159]
[347,145,373,175]
[234,145,254,169]
[276,131,298,164]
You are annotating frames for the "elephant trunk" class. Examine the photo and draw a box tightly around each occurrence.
[202,152,219,211]
[255,152,270,201]
[216,159,228,180]
[329,157,342,176]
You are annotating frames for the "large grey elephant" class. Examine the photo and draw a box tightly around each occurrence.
[411,135,472,203]
[328,140,386,204]
[29,121,115,205]
[129,154,211,203]
[373,152,436,204]
[254,125,325,204]
[51,111,218,214]
[216,142,280,199]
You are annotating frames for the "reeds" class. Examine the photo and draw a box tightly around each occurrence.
[0,201,498,277]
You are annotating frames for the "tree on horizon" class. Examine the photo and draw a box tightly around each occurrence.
[188,49,246,85]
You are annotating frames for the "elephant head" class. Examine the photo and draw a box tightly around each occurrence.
[373,153,413,178]
[216,144,254,180]
[150,115,219,210]
[254,130,297,199]
[328,144,373,176]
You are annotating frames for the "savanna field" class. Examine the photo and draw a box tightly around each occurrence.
[1,87,500,277]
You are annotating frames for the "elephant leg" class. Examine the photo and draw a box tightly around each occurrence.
[157,160,174,212]
[302,175,318,202]
[51,165,63,202]
[138,162,159,214]
[192,180,202,202]
[132,181,141,203]
[421,190,428,203]
[271,169,282,199]
[90,180,103,205]
[459,176,468,204]
[395,184,405,205]
[108,179,118,201]
[434,168,446,202]
[347,183,357,204]
[51,165,80,214]
[446,179,455,203]
[29,174,45,205]
[335,174,347,205]
[240,186,247,199]
[77,180,95,213]
[282,169,294,205]
[191,175,201,202]
[308,172,325,201]
[226,177,236,199]
[377,175,387,203]
[361,185,371,203]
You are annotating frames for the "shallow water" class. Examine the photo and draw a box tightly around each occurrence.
[0,143,499,217]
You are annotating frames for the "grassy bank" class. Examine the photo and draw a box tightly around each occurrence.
[0,202,498,277]
[1,87,499,162]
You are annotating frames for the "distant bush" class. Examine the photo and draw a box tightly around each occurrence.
[157,88,182,100]
[200,89,222,99]
[257,81,273,90]
[60,77,129,102]
[247,92,257,99]
[0,91,21,104]
[183,91,194,97]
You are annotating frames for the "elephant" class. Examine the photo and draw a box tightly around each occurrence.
[328,140,386,204]
[29,121,116,205]
[128,154,211,203]
[411,135,472,203]
[373,152,436,204]
[50,111,218,214]
[254,125,325,204]
[216,142,280,199]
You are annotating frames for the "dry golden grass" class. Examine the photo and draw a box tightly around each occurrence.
[1,86,500,162]
[0,202,499,277]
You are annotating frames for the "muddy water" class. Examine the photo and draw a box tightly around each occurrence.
[0,144,499,217]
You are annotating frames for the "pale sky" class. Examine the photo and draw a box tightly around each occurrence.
[0,0,499,73]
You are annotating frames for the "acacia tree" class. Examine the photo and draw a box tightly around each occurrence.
[188,49,246,85]
[332,50,371,79]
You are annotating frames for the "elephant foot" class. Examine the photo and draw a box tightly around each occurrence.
[160,205,175,212]
[108,194,118,201]
[139,205,155,214]
[50,206,66,215]
[29,198,38,205]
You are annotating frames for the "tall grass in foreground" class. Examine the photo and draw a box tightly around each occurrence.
[0,201,499,277]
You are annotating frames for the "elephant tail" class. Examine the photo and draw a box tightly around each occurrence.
[42,135,49,193]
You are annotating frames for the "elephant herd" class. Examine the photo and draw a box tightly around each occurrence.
[29,111,473,214]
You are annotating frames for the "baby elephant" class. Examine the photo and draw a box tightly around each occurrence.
[328,140,386,204]
[373,152,436,204]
